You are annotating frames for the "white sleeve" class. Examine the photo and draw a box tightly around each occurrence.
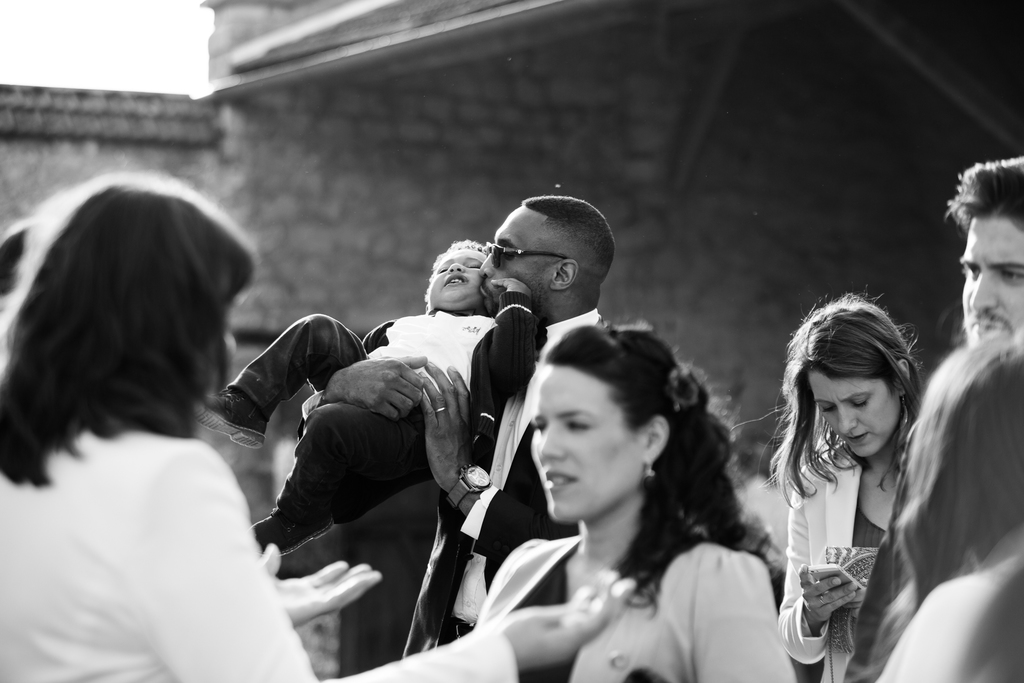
[778,503,829,663]
[691,550,797,683]
[124,443,317,683]
[336,630,517,683]
[460,486,499,539]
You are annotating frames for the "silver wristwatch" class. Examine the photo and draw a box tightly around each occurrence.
[446,465,491,508]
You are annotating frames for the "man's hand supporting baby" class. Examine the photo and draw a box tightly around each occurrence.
[321,355,429,421]
[420,363,474,495]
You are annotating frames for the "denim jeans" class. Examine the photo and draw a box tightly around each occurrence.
[230,314,428,525]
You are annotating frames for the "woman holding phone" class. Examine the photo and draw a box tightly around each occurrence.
[772,294,922,683]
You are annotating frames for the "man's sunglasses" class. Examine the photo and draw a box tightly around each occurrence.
[484,242,570,268]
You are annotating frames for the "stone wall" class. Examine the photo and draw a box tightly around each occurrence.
[2,2,1009,507]
[0,139,225,228]
[219,3,1008,467]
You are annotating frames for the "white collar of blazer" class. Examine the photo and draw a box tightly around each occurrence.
[823,463,862,554]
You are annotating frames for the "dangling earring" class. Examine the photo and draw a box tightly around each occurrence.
[900,394,908,428]
[642,461,656,491]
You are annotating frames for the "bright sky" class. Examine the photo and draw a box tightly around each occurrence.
[0,0,214,96]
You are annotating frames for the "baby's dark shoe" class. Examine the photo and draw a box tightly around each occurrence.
[196,389,267,448]
[252,511,333,554]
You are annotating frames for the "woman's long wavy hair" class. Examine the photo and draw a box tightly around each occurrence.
[771,294,923,502]
[0,174,254,486]
[869,339,1024,677]
[542,323,773,607]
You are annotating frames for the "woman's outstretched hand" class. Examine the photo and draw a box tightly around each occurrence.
[259,543,383,627]
[491,572,637,672]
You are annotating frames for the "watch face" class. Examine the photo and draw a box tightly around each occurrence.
[464,466,490,489]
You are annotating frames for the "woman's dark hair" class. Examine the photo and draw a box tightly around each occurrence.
[0,174,254,486]
[869,339,1024,677]
[771,294,923,502]
[543,323,773,607]
[0,221,28,298]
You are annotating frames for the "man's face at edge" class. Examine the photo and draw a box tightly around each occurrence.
[961,214,1024,346]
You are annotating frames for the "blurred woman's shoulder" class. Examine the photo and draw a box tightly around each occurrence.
[66,431,238,502]
[76,430,228,469]
[661,542,775,607]
[668,542,770,576]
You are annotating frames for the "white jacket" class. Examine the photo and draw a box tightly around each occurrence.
[779,464,862,683]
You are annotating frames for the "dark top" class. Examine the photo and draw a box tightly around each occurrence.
[517,550,576,683]
[847,472,909,683]
[852,505,886,549]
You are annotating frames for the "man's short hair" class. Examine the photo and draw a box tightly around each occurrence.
[947,157,1024,235]
[429,239,487,274]
[522,195,614,281]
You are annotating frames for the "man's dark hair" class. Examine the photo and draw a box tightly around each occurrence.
[522,195,614,281]
[947,157,1024,235]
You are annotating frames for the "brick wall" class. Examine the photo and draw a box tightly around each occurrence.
[219,3,1008,464]
[0,140,224,226]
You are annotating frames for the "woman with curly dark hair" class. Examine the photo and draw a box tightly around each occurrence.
[475,323,794,683]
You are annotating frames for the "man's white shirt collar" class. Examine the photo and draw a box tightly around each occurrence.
[542,308,601,352]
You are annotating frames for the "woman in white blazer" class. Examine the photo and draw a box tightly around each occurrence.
[772,295,922,683]
[478,325,796,683]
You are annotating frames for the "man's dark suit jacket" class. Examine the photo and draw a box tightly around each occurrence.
[326,320,576,656]
[327,406,576,655]
[406,422,577,654]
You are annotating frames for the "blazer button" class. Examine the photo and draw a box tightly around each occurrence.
[492,541,502,551]
[609,651,628,669]
[502,545,510,554]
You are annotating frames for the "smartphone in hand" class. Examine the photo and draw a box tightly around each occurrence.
[807,563,863,590]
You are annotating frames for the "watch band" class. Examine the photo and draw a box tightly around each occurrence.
[446,478,473,509]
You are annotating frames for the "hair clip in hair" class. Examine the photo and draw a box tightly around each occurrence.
[666,365,699,412]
